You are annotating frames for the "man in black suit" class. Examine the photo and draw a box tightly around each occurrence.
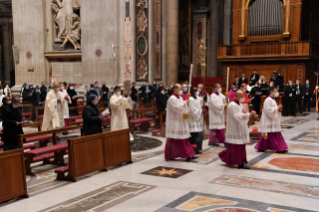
[40,82,47,102]
[140,81,154,104]
[239,73,248,86]
[130,82,138,109]
[250,82,262,115]
[284,80,296,116]
[295,79,303,114]
[232,77,240,89]
[276,73,284,91]
[249,70,259,86]
[303,79,312,112]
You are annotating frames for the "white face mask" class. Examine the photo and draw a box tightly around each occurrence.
[116,92,121,96]
[60,86,64,90]
[218,88,222,93]
[197,88,201,92]
[240,97,245,102]
[178,90,183,96]
[54,88,59,93]
[70,87,74,90]
[161,90,166,95]
[0,89,3,93]
[274,92,279,98]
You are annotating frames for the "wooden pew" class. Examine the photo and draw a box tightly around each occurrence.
[152,111,166,137]
[20,104,33,120]
[19,125,83,176]
[35,106,45,122]
[0,149,28,204]
[127,108,155,134]
[55,129,132,182]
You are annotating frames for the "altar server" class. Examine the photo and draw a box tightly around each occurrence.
[208,83,227,146]
[255,87,288,153]
[59,82,72,129]
[42,81,65,131]
[165,84,196,161]
[218,91,256,169]
[189,87,204,154]
[110,85,132,131]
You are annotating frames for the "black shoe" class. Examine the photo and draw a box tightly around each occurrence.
[257,150,265,152]
[277,150,288,154]
[186,156,198,162]
[238,163,250,169]
[62,132,68,135]
[212,144,219,147]
[195,150,202,155]
[223,143,227,148]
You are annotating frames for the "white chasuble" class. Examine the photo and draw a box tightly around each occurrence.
[226,102,250,144]
[166,95,190,139]
[189,96,203,133]
[209,93,225,130]
[110,94,132,131]
[260,97,281,133]
[59,89,72,119]
[42,90,65,131]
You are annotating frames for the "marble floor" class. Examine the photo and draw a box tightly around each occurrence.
[1,113,319,212]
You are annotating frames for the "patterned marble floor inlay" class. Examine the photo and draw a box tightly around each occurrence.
[141,166,193,178]
[192,147,224,164]
[210,175,319,198]
[39,181,155,212]
[281,118,311,125]
[288,144,319,151]
[156,192,315,212]
[291,132,319,143]
[281,125,294,129]
[249,153,319,178]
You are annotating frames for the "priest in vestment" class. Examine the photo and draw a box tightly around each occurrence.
[218,91,256,169]
[255,87,288,153]
[42,81,65,131]
[209,83,227,146]
[59,82,72,128]
[189,88,203,154]
[165,84,196,161]
[180,83,188,101]
[110,85,132,131]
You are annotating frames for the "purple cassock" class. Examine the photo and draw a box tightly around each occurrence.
[218,143,247,166]
[165,138,195,161]
[255,132,288,152]
[209,129,226,145]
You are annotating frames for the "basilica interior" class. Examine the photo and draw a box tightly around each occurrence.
[1,0,319,212]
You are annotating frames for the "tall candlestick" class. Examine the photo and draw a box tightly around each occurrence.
[189,64,193,92]
[226,67,230,92]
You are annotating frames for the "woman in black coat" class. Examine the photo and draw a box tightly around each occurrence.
[2,96,24,151]
[22,84,32,112]
[82,94,103,136]
[156,86,169,123]
[67,84,79,116]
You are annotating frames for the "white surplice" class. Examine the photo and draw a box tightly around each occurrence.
[110,94,132,131]
[166,94,190,139]
[225,102,250,144]
[208,93,225,130]
[59,89,72,119]
[42,90,65,131]
[260,96,281,133]
[189,96,203,133]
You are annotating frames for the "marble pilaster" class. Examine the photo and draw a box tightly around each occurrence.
[1,22,11,85]
[223,0,232,45]
[165,0,178,85]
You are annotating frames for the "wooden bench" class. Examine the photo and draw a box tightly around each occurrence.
[127,108,156,134]
[20,104,33,120]
[0,149,29,204]
[152,111,166,137]
[55,129,132,181]
[35,106,45,122]
[19,125,83,176]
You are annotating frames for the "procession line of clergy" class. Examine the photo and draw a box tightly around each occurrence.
[164,83,288,169]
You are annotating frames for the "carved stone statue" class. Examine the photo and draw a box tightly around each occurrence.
[52,0,81,49]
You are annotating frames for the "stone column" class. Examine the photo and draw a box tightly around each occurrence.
[1,22,11,85]
[148,0,154,82]
[165,0,178,85]
[207,0,221,77]
[223,0,232,45]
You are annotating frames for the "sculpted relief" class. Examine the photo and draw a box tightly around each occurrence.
[52,0,81,50]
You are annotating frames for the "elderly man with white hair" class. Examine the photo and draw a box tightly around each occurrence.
[165,84,196,161]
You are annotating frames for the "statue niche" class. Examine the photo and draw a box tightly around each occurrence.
[51,0,81,50]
